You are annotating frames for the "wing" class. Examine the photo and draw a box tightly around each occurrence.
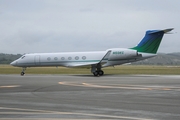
[66,61,101,67]
[65,51,111,68]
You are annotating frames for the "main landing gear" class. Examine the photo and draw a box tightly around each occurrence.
[93,70,104,76]
[21,67,26,76]
[91,63,104,76]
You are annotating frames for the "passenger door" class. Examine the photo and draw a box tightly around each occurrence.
[34,55,40,65]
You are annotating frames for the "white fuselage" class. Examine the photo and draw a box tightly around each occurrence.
[12,51,106,67]
[11,48,156,68]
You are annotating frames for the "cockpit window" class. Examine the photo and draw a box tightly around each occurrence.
[21,56,25,59]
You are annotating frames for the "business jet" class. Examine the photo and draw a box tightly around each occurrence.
[10,28,173,76]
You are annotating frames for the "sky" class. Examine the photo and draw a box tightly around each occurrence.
[0,0,179,54]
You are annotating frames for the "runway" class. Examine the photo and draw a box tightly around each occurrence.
[0,74,180,120]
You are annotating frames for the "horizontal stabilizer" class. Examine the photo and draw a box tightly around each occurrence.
[148,28,174,34]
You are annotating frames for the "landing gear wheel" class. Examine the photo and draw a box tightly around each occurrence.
[21,72,25,76]
[20,67,26,76]
[99,70,104,76]
[93,71,99,76]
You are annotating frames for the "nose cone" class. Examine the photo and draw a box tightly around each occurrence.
[10,61,17,66]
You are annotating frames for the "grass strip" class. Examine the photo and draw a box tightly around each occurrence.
[0,65,180,75]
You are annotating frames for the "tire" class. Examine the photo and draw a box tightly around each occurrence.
[21,72,25,76]
[93,71,99,76]
[99,70,104,76]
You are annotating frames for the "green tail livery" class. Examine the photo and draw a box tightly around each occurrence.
[131,28,174,54]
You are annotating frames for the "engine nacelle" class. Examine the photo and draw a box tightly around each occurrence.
[108,48,138,60]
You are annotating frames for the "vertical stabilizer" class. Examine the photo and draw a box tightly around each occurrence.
[131,28,173,54]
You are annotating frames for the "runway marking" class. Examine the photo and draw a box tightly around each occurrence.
[0,107,155,120]
[0,85,20,88]
[58,82,180,91]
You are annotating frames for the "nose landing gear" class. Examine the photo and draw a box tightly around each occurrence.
[21,67,26,76]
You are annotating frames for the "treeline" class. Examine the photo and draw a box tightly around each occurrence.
[0,53,22,64]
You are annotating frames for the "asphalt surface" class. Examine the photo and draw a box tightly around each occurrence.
[0,74,180,120]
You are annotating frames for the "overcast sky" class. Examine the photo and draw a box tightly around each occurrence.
[0,0,179,54]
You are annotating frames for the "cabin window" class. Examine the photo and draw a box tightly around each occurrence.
[82,56,86,60]
[68,57,72,60]
[47,57,51,61]
[54,57,58,60]
[61,57,65,60]
[75,56,79,60]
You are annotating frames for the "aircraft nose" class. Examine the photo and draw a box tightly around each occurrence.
[10,61,17,66]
